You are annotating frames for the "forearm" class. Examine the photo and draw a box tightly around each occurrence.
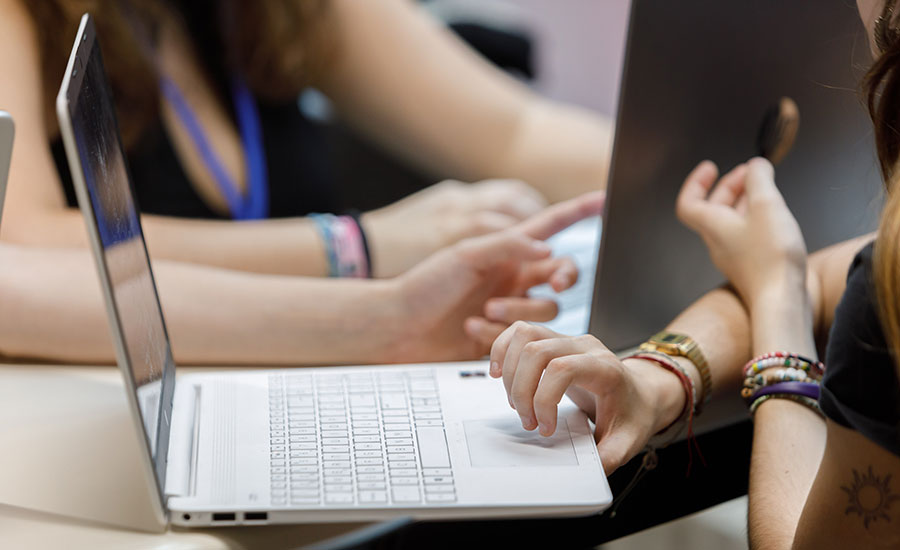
[0,245,399,365]
[665,286,752,397]
[746,279,825,549]
[493,101,612,203]
[2,206,330,277]
[749,401,826,550]
[321,0,610,202]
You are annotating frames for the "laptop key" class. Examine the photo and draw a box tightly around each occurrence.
[390,477,419,486]
[387,454,416,462]
[425,493,456,502]
[424,476,453,485]
[324,493,354,505]
[357,474,385,482]
[424,484,455,493]
[391,486,421,502]
[358,491,388,503]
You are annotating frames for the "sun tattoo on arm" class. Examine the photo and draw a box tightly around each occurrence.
[841,466,900,529]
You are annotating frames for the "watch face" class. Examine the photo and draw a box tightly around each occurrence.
[654,332,688,345]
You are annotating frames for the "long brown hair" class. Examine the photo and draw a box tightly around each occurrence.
[23,0,334,148]
[862,27,900,372]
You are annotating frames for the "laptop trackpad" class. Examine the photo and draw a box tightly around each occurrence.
[464,417,579,467]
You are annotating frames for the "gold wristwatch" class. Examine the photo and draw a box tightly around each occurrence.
[640,331,712,414]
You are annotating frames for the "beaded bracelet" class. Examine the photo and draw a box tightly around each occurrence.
[742,351,824,379]
[749,393,824,419]
[740,367,816,399]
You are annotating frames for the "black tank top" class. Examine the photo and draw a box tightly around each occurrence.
[51,0,337,219]
[820,242,900,457]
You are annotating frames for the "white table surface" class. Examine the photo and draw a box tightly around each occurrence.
[0,363,371,550]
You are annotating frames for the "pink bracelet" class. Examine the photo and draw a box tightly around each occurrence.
[311,214,370,278]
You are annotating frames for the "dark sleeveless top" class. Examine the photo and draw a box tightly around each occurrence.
[51,0,337,219]
[821,242,900,457]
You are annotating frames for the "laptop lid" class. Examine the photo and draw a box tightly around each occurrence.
[56,14,176,519]
[0,111,13,228]
[590,0,882,350]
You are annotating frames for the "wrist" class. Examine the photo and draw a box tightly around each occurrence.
[747,266,808,312]
[748,281,816,357]
[622,357,687,435]
[353,278,408,362]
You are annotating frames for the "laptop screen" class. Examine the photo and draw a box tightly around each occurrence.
[62,20,175,492]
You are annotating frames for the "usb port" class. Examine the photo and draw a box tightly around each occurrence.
[244,512,268,521]
[212,512,236,522]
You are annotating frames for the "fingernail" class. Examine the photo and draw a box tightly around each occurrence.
[486,302,505,319]
[531,241,551,254]
[538,423,551,436]
[490,361,499,376]
[508,397,516,410]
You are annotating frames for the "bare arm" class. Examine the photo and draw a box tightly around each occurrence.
[0,245,391,365]
[0,193,602,366]
[317,0,612,203]
[0,0,334,277]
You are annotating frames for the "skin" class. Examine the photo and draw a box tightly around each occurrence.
[480,158,870,474]
[0,192,603,365]
[0,0,611,279]
[477,5,900,544]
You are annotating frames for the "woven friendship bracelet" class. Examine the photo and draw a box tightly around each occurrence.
[749,393,824,419]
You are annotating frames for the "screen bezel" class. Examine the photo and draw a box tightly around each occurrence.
[55,14,176,524]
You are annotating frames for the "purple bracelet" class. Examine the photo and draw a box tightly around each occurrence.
[751,381,820,402]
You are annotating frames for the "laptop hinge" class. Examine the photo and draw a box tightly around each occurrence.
[165,382,201,499]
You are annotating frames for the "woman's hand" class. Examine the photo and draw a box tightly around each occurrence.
[676,158,808,307]
[380,191,603,362]
[487,322,687,473]
[363,179,548,278]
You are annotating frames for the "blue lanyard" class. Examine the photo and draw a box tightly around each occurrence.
[159,76,269,220]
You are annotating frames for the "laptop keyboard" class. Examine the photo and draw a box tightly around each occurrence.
[267,370,457,507]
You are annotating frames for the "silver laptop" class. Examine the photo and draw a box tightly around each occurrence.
[56,14,610,528]
[587,0,882,351]
[0,111,13,224]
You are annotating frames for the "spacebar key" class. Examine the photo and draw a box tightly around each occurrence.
[416,427,450,468]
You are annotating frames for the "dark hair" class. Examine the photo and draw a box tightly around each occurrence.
[23,0,335,148]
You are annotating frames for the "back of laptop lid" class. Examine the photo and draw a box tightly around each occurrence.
[55,14,175,529]
[590,0,881,350]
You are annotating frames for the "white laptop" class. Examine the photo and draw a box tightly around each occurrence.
[0,111,13,224]
[55,14,610,528]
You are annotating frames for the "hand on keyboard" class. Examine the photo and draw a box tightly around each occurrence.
[488,322,690,474]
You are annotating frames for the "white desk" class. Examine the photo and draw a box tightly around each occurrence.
[0,364,370,549]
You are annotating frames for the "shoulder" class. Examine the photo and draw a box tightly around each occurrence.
[822,241,900,458]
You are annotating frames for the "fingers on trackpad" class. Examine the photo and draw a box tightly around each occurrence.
[463,417,579,467]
